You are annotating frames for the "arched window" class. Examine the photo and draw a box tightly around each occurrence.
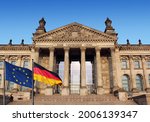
[122,75,130,92]
[136,74,143,91]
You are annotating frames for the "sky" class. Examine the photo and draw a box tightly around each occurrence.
[0,0,150,44]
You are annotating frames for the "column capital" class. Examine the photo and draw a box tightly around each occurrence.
[49,47,55,51]
[34,47,40,52]
[95,46,101,51]
[64,47,69,51]
[110,47,115,51]
[80,46,86,51]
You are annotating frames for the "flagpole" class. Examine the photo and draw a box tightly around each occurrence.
[3,60,6,105]
[32,59,34,105]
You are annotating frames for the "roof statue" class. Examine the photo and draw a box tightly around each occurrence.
[33,18,46,36]
[104,17,117,36]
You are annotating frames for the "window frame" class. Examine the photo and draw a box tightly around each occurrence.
[23,60,29,68]
[0,74,2,85]
[136,74,143,91]
[148,74,150,85]
[11,61,16,65]
[147,61,150,69]
[134,60,140,69]
[0,61,3,69]
[122,75,130,92]
[121,60,128,69]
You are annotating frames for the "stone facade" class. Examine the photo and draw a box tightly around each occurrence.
[0,18,150,99]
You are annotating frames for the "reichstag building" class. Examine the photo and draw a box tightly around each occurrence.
[0,18,150,104]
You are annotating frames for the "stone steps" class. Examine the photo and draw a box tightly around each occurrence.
[8,94,137,105]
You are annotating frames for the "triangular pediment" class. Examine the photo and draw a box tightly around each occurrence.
[33,22,117,41]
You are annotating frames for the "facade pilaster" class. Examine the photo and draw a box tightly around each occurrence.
[111,48,119,91]
[33,47,39,92]
[129,56,138,92]
[142,56,150,92]
[115,48,122,89]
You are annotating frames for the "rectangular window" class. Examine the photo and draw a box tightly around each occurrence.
[11,61,16,65]
[0,61,3,68]
[23,61,29,68]
[0,74,2,85]
[134,61,140,69]
[147,61,150,68]
[121,60,127,69]
[7,82,14,91]
[149,75,150,85]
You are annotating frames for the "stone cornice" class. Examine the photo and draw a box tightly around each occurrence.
[119,44,150,51]
[34,39,115,43]
[0,44,33,51]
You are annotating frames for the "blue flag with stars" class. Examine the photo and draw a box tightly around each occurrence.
[5,61,32,88]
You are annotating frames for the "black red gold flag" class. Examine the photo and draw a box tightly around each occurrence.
[33,62,62,86]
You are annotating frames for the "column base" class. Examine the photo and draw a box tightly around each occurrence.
[145,88,150,93]
[45,87,53,95]
[97,86,104,95]
[132,88,139,93]
[80,86,88,95]
[61,86,69,95]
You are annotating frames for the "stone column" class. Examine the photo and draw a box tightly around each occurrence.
[33,47,39,93]
[80,47,88,95]
[142,56,150,92]
[45,47,54,95]
[129,56,137,92]
[95,47,103,94]
[62,47,70,95]
[34,47,39,63]
[13,56,22,92]
[111,48,119,91]
[49,47,54,71]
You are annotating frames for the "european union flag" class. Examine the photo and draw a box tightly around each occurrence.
[5,61,32,88]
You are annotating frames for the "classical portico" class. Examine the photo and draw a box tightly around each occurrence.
[30,18,119,95]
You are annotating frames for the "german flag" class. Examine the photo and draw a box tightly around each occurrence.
[33,62,62,86]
